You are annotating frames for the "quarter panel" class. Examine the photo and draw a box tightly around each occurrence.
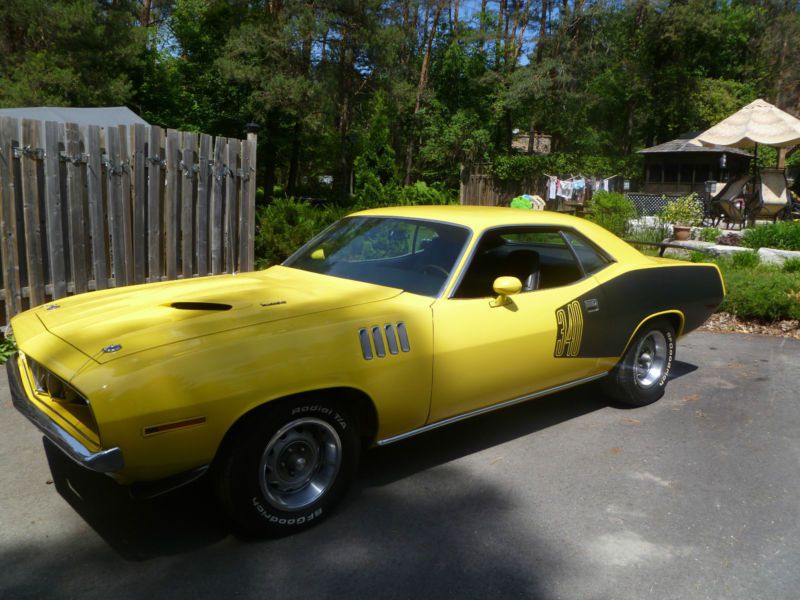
[580,262,724,362]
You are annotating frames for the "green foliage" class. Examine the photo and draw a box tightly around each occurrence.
[0,0,142,107]
[490,154,642,184]
[689,251,709,263]
[731,250,760,269]
[699,227,722,243]
[717,262,800,321]
[394,182,456,206]
[354,91,398,198]
[0,335,16,365]
[584,192,636,237]
[630,220,670,244]
[783,259,800,274]
[660,194,704,226]
[741,221,800,251]
[254,198,347,269]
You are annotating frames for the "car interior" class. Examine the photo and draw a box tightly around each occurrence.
[453,227,610,299]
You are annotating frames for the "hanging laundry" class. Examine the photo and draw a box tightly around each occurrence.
[548,177,557,200]
[557,180,573,199]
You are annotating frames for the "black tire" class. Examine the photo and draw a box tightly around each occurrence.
[212,398,359,537]
[603,318,676,407]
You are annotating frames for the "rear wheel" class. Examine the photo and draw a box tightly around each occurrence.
[603,319,676,407]
[212,398,359,537]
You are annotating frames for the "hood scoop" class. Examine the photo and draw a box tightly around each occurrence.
[170,302,232,311]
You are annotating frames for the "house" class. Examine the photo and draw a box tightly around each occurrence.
[638,133,751,195]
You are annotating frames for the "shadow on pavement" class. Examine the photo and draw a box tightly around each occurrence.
[43,439,228,561]
[669,360,698,380]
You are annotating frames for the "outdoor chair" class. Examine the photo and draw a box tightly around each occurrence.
[750,168,791,223]
[711,176,751,229]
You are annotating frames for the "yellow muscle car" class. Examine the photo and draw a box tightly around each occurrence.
[7,206,725,535]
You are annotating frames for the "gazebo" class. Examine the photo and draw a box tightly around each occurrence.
[638,133,751,194]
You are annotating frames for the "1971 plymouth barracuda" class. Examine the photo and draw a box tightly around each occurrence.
[7,206,725,535]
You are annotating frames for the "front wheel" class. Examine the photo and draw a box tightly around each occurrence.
[212,399,359,537]
[603,319,676,407]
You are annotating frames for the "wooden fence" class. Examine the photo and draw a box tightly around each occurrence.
[459,163,546,206]
[0,117,256,325]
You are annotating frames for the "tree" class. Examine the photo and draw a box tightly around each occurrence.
[0,0,143,107]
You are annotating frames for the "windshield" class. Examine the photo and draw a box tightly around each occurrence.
[284,216,472,297]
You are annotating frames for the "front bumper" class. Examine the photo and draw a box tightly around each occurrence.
[6,355,124,473]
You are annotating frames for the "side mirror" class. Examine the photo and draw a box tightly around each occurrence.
[490,276,522,307]
[310,248,325,260]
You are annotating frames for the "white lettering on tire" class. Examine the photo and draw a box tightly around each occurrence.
[252,496,323,524]
[291,404,347,429]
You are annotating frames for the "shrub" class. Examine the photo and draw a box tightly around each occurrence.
[741,221,800,251]
[0,335,15,365]
[659,193,704,226]
[716,232,741,246]
[783,258,800,273]
[584,191,637,237]
[254,198,345,269]
[689,251,709,263]
[629,219,670,244]
[699,227,721,242]
[395,181,456,206]
[731,250,760,269]
[719,266,800,321]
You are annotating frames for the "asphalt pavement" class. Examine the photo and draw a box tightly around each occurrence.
[1,332,799,600]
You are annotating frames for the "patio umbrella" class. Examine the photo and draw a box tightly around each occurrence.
[696,98,800,149]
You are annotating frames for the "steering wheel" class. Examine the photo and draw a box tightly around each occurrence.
[421,264,449,278]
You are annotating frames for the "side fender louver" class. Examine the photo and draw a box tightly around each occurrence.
[359,322,410,360]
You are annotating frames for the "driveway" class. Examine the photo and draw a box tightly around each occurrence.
[1,332,798,599]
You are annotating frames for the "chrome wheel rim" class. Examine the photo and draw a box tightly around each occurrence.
[633,331,668,389]
[259,417,342,512]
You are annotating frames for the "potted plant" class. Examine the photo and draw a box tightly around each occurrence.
[660,194,704,241]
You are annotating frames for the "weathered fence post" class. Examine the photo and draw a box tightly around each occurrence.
[0,117,256,324]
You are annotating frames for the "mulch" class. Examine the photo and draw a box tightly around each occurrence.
[699,312,800,340]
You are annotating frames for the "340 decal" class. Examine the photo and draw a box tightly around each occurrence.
[554,300,584,357]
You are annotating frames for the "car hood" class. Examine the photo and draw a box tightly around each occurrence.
[36,266,402,364]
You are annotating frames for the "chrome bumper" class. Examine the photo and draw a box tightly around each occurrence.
[6,355,124,473]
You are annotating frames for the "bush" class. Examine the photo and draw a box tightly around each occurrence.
[584,191,637,237]
[0,335,15,365]
[716,232,741,246]
[783,258,800,273]
[395,181,456,206]
[699,227,721,242]
[731,250,760,268]
[660,193,704,226]
[629,219,670,244]
[254,198,346,269]
[719,265,800,321]
[741,221,800,251]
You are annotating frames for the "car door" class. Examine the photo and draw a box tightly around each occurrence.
[428,227,611,423]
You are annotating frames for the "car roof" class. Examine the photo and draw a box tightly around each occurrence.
[352,205,587,229]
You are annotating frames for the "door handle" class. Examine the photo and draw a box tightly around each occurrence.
[584,298,600,313]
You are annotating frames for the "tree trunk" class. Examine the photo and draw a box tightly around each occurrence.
[287,120,301,197]
[404,2,443,185]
